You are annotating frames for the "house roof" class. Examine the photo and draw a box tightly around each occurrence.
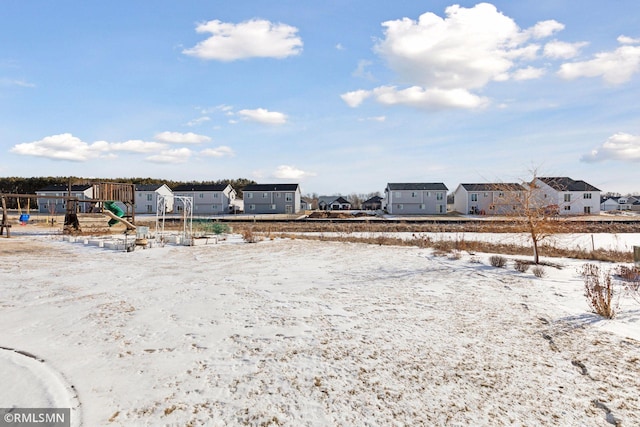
[172,184,230,192]
[318,196,350,205]
[459,183,525,192]
[135,184,165,191]
[243,184,299,192]
[537,177,600,192]
[363,195,383,203]
[386,183,448,191]
[36,184,92,192]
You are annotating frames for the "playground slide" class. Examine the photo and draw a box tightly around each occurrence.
[103,201,136,230]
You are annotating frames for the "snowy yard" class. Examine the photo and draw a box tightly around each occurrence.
[1,231,639,426]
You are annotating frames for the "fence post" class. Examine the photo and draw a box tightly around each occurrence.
[634,246,640,267]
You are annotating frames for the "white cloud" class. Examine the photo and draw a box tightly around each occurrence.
[10,133,106,161]
[558,43,640,85]
[618,35,640,45]
[340,90,371,108]
[238,108,287,125]
[352,60,374,80]
[512,66,546,80]
[359,116,386,122]
[109,140,167,153]
[336,43,345,51]
[200,146,234,157]
[186,116,211,127]
[524,20,564,39]
[581,132,640,162]
[0,78,36,88]
[146,148,193,164]
[345,3,564,110]
[543,40,588,59]
[183,19,303,61]
[272,165,316,180]
[154,131,211,144]
[344,86,489,110]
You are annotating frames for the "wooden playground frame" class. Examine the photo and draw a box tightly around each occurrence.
[1,182,136,237]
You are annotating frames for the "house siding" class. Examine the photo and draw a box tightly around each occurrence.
[385,183,448,215]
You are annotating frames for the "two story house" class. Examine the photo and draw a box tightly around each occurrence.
[134,184,173,214]
[384,183,448,215]
[534,177,601,215]
[172,184,237,215]
[36,184,94,214]
[243,183,301,214]
[453,183,525,215]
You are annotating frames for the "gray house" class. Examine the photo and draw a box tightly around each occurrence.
[243,183,301,214]
[36,184,94,214]
[453,183,525,215]
[384,183,448,215]
[172,184,237,215]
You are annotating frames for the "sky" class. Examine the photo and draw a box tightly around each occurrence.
[1,1,640,196]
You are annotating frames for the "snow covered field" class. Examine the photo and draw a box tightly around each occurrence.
[1,230,639,426]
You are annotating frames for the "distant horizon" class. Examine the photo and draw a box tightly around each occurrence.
[2,1,639,195]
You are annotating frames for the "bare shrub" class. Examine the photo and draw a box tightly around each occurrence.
[579,263,618,319]
[448,250,462,260]
[532,266,546,278]
[241,228,261,243]
[514,259,530,273]
[489,255,507,268]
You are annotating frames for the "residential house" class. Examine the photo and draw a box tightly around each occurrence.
[172,184,237,215]
[318,196,352,210]
[362,195,383,210]
[384,183,448,215]
[36,184,94,214]
[300,197,314,211]
[134,184,173,214]
[600,196,640,212]
[243,183,301,214]
[534,177,601,215]
[453,183,525,215]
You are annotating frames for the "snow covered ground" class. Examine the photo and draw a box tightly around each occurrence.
[1,229,639,426]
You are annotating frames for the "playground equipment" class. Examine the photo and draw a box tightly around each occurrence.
[1,182,136,237]
[17,198,30,225]
[103,201,136,230]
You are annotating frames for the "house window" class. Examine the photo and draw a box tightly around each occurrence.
[436,192,444,200]
[276,192,281,198]
[396,204,404,210]
[249,204,256,211]
[199,193,204,198]
[263,193,269,198]
[584,206,591,214]
[285,193,293,202]
[484,193,489,198]
[214,193,219,198]
[419,204,425,209]
[146,205,153,213]
[564,194,571,202]
[271,204,277,210]
[498,192,504,198]
[564,205,571,211]
[247,193,253,199]
[438,204,445,213]
[146,194,153,201]
[471,194,478,202]
[212,204,219,210]
[411,192,418,197]
[583,193,592,199]
[395,192,402,198]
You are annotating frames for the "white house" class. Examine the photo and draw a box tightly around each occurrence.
[534,177,601,215]
[384,183,448,215]
[134,184,173,214]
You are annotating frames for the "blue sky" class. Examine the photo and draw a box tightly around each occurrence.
[2,1,639,196]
